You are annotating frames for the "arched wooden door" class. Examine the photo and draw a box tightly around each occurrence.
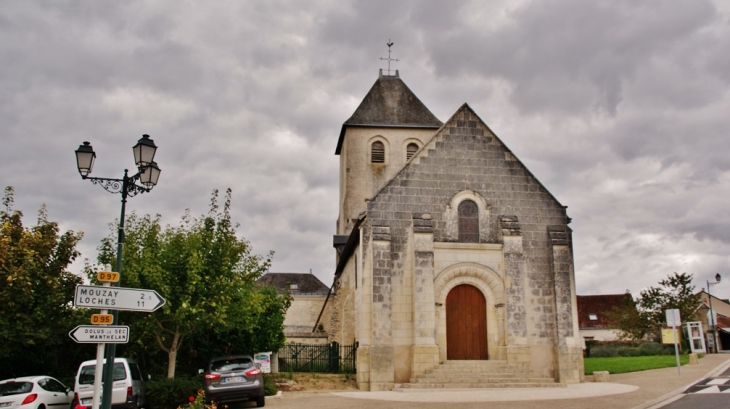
[446,284,488,360]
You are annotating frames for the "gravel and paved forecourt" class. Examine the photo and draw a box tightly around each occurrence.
[263,354,730,409]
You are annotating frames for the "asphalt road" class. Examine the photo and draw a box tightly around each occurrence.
[656,365,730,409]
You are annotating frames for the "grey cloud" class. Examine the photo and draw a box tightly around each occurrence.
[3,0,730,297]
[423,0,718,116]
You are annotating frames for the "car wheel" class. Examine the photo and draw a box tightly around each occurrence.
[38,405,46,409]
[256,396,265,407]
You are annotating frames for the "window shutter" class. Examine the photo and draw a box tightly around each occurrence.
[406,143,418,160]
[371,141,385,163]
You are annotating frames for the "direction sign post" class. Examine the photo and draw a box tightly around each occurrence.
[74,285,166,312]
[69,325,130,344]
[666,309,681,375]
[71,283,165,409]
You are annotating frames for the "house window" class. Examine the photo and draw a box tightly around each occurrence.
[589,314,598,320]
[406,143,419,161]
[290,284,299,291]
[371,141,385,163]
[458,200,479,243]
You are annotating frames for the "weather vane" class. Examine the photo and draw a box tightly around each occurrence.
[379,39,399,76]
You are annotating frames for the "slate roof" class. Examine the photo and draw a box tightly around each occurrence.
[256,272,330,295]
[577,294,633,329]
[335,71,442,154]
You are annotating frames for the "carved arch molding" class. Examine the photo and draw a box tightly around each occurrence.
[434,263,505,305]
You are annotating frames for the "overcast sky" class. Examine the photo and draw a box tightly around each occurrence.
[2,0,729,299]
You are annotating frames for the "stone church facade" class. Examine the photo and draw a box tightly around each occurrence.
[323,70,584,391]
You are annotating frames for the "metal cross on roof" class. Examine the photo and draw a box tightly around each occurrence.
[379,40,400,76]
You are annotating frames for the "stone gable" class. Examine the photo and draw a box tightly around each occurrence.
[329,79,583,390]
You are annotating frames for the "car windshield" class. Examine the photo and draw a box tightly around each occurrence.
[210,358,253,372]
[79,363,126,385]
[0,382,33,396]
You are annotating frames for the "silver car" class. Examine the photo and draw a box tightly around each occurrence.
[202,355,265,407]
[0,376,73,409]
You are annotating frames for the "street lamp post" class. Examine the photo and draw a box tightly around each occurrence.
[707,273,722,354]
[75,135,161,409]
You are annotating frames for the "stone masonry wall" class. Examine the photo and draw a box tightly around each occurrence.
[285,295,328,333]
[363,104,579,381]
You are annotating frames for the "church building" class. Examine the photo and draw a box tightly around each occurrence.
[321,69,584,391]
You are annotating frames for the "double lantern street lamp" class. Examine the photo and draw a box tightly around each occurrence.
[74,135,161,409]
[707,273,722,354]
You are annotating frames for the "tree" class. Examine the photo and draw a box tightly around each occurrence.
[609,272,700,341]
[605,291,650,340]
[0,186,89,378]
[90,189,283,378]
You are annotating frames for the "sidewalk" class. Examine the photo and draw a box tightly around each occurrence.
[322,354,730,409]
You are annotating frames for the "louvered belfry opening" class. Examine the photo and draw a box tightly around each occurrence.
[458,200,479,242]
[406,143,418,160]
[371,141,385,163]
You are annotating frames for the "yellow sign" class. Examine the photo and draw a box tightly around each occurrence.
[661,328,678,344]
[97,271,120,283]
[90,314,114,325]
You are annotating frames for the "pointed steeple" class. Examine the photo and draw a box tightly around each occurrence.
[335,72,442,154]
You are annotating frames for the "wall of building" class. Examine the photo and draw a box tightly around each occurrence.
[579,329,620,342]
[284,295,328,333]
[338,127,436,235]
[324,260,358,345]
[357,106,582,386]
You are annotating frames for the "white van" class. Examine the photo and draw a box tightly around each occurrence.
[74,358,146,409]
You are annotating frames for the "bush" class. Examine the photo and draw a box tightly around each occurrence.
[663,345,679,355]
[589,346,618,357]
[145,376,201,409]
[617,347,641,357]
[637,342,663,356]
[263,375,278,396]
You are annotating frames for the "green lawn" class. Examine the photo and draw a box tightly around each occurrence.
[584,355,692,375]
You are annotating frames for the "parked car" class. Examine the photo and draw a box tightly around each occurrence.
[0,376,74,409]
[73,358,146,409]
[202,355,265,408]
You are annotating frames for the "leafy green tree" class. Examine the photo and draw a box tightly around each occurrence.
[609,273,700,342]
[637,272,700,341]
[190,285,291,361]
[0,186,90,379]
[90,189,281,378]
[606,291,650,340]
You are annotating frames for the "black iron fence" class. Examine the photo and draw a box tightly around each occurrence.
[278,341,357,374]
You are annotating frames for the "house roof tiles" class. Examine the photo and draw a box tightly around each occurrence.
[256,272,330,295]
[577,293,633,329]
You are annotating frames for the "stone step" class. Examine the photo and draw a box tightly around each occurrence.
[435,361,525,367]
[426,366,528,374]
[394,382,565,389]
[441,359,513,366]
[411,376,556,384]
[417,373,532,380]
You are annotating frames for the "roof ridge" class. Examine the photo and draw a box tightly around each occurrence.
[335,72,442,154]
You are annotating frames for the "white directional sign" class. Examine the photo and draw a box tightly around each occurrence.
[74,285,166,312]
[69,325,130,344]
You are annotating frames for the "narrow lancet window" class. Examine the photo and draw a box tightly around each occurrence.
[458,200,479,242]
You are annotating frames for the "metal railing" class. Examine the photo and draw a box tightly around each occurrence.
[278,341,357,374]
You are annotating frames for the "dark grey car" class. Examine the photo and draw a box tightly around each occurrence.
[203,355,265,407]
